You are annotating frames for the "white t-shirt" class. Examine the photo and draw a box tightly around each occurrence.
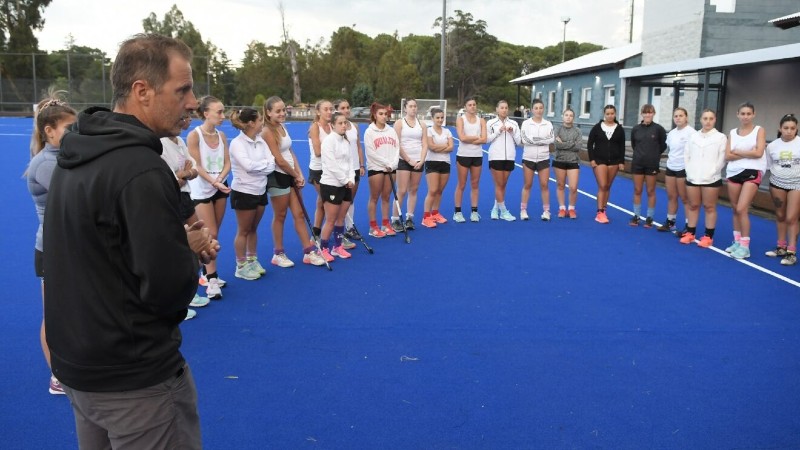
[426,127,453,163]
[666,126,695,172]
[160,136,195,194]
[766,135,800,190]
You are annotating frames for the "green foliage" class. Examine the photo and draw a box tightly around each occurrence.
[253,93,266,108]
[350,83,373,107]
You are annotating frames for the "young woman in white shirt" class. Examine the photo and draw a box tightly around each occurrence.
[679,109,727,248]
[486,100,521,221]
[724,102,767,259]
[393,99,428,230]
[658,107,695,233]
[334,99,364,247]
[187,96,231,299]
[765,114,800,266]
[261,96,326,268]
[453,97,487,223]
[319,112,357,260]
[422,108,454,228]
[364,102,400,237]
[229,107,275,280]
[519,98,555,220]
[308,99,334,238]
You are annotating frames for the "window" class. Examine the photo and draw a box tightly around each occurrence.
[604,86,615,108]
[563,89,572,112]
[547,91,556,116]
[535,91,543,100]
[581,87,592,118]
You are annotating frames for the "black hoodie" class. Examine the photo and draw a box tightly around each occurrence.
[43,107,199,392]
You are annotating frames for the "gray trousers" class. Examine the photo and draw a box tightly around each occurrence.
[62,363,202,450]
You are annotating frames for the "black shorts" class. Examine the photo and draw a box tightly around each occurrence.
[368,169,395,177]
[456,156,483,167]
[308,168,323,185]
[523,159,550,172]
[192,181,230,204]
[686,179,722,188]
[268,171,295,189]
[230,189,268,210]
[398,159,423,173]
[489,160,515,171]
[727,169,763,185]
[769,182,795,192]
[631,164,659,175]
[354,170,361,184]
[425,161,451,174]
[34,249,44,278]
[178,192,196,221]
[593,159,624,166]
[664,168,686,178]
[552,160,579,170]
[320,183,353,205]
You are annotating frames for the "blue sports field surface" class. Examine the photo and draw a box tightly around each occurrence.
[2,117,799,449]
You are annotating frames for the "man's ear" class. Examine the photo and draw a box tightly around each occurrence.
[132,80,152,107]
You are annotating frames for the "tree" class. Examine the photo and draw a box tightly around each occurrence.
[435,10,498,107]
[0,0,53,103]
[278,1,301,104]
[350,83,373,107]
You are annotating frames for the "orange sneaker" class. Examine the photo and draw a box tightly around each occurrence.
[432,212,448,224]
[368,226,386,238]
[557,209,567,218]
[382,225,397,236]
[697,236,713,248]
[595,211,609,224]
[421,216,437,228]
[568,209,577,219]
[679,233,696,244]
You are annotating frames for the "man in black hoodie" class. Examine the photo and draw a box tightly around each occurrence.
[43,34,217,449]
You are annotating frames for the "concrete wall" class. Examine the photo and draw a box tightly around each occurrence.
[702,0,800,57]
[641,0,704,65]
[722,60,800,135]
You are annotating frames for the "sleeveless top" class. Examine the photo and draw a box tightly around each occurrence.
[457,115,483,157]
[399,117,424,161]
[188,127,225,200]
[726,125,766,177]
[274,125,295,174]
[346,121,360,171]
[308,123,330,171]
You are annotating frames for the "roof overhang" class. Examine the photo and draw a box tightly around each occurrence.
[769,12,800,30]
[509,42,642,85]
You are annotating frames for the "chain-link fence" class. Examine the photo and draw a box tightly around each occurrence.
[0,53,212,115]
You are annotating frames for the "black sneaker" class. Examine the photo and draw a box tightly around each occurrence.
[765,246,788,257]
[644,216,654,228]
[674,228,689,238]
[391,219,404,232]
[629,215,640,226]
[404,218,415,230]
[345,227,362,240]
[656,220,675,232]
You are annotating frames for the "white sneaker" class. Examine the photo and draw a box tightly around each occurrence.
[303,251,326,266]
[520,209,529,221]
[184,309,197,320]
[541,210,551,221]
[453,211,466,223]
[470,211,481,222]
[490,207,499,220]
[189,294,210,308]
[249,258,266,275]
[499,210,516,221]
[235,263,261,280]
[271,252,295,268]
[206,277,222,299]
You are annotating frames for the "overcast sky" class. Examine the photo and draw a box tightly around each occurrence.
[36,0,644,64]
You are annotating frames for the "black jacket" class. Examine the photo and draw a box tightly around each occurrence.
[44,107,199,392]
[630,121,667,168]
[587,121,626,164]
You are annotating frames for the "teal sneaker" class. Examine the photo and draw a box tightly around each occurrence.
[725,241,740,253]
[731,245,751,259]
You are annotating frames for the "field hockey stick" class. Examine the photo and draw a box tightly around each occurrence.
[389,172,411,244]
[348,223,374,254]
[293,185,332,271]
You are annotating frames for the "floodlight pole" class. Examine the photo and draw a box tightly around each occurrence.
[439,0,446,99]
[561,17,571,63]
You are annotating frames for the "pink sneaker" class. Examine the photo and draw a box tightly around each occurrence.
[331,245,352,259]
[321,248,335,263]
[432,213,448,224]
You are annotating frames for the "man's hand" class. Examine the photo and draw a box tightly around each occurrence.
[185,220,219,264]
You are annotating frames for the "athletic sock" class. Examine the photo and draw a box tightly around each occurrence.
[236,258,247,268]
[705,228,715,239]
[733,231,742,243]
[334,226,344,247]
[312,226,321,238]
[471,207,478,213]
[432,209,440,216]
[382,219,391,227]
[321,239,329,249]
[633,204,641,216]
[789,245,797,252]
[778,240,788,248]
[687,226,697,235]
[370,220,378,229]
[520,203,527,211]
[559,205,566,211]
[207,272,218,280]
[274,248,284,255]
[646,207,655,218]
[568,205,575,210]
[391,216,399,222]
[543,205,550,212]
[498,202,506,212]
[406,213,413,220]
[423,211,431,218]
[454,207,462,213]
[740,237,751,248]
[303,245,316,254]
[667,214,677,221]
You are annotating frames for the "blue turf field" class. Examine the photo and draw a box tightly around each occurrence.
[2,117,799,449]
